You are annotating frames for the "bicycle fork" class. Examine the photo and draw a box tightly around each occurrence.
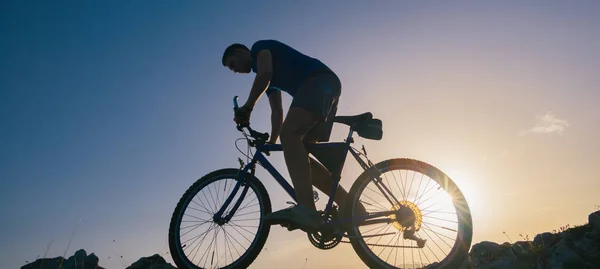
[212,160,255,225]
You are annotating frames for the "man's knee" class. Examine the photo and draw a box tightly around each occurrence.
[280,107,319,145]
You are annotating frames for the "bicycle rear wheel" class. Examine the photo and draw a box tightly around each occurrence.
[168,168,271,269]
[344,158,472,269]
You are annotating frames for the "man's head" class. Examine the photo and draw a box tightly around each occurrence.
[222,43,252,74]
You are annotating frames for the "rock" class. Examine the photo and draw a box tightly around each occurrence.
[546,239,584,269]
[84,253,100,267]
[470,241,502,265]
[589,210,600,234]
[458,258,473,269]
[16,210,600,269]
[500,244,517,260]
[21,249,176,269]
[469,241,518,267]
[62,249,98,269]
[467,240,543,268]
[510,241,528,256]
[533,232,558,247]
[21,257,64,269]
[471,241,503,256]
[126,254,177,269]
[536,254,546,269]
[21,249,104,269]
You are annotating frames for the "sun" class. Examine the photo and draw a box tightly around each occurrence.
[447,169,483,214]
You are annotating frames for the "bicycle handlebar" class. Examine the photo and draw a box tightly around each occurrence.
[233,96,270,142]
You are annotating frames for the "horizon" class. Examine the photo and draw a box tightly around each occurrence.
[2,1,600,268]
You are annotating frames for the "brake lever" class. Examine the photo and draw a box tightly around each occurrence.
[233,96,240,111]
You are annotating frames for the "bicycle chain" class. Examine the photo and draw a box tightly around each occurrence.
[338,239,423,248]
[313,211,424,249]
[307,228,424,249]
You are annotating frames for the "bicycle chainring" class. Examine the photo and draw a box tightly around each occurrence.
[308,230,342,250]
[307,210,343,250]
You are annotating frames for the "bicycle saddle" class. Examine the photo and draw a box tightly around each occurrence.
[333,112,373,126]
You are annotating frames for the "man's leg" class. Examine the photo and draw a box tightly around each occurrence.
[302,131,349,207]
[279,106,321,210]
[308,156,349,206]
[264,73,348,232]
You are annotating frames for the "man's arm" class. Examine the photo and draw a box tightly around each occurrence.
[243,49,273,109]
[267,90,283,144]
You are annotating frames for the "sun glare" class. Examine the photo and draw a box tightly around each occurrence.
[447,170,483,214]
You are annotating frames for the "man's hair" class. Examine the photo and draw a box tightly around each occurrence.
[222,43,249,66]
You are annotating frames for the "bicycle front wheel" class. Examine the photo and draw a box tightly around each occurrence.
[344,158,473,269]
[168,168,272,269]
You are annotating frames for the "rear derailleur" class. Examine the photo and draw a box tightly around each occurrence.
[404,225,427,248]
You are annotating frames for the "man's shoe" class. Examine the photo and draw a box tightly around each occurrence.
[264,204,323,233]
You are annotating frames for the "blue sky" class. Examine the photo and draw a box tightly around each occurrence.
[2,1,600,268]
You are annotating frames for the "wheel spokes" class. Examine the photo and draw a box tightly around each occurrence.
[179,177,263,268]
[355,167,462,268]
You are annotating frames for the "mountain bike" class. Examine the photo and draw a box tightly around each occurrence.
[168,96,473,269]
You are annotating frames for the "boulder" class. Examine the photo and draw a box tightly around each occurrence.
[21,249,104,269]
[510,241,529,256]
[589,210,600,235]
[18,210,600,269]
[545,239,584,269]
[533,232,558,248]
[126,254,177,269]
[21,257,64,269]
[470,241,515,266]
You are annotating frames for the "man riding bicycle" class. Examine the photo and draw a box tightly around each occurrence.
[222,39,345,233]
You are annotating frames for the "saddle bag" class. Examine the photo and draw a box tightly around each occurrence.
[354,118,383,140]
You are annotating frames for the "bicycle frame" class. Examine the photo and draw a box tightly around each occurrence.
[213,127,403,227]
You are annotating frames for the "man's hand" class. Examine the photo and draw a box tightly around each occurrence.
[234,105,252,126]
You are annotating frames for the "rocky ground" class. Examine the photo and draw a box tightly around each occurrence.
[459,210,600,269]
[21,250,177,269]
[21,210,600,269]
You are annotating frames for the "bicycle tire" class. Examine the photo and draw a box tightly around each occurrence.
[168,168,272,269]
[344,158,473,269]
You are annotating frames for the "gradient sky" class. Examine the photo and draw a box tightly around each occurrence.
[2,1,600,268]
